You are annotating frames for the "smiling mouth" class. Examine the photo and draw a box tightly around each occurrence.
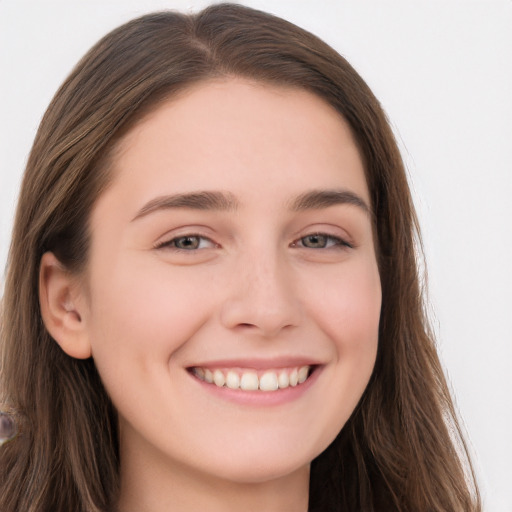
[188,365,315,392]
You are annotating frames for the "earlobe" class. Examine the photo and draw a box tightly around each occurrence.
[39,252,92,359]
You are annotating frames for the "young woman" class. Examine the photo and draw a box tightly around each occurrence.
[0,3,481,511]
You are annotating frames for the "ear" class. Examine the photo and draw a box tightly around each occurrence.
[39,252,92,359]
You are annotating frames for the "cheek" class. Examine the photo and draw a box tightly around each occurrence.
[86,255,216,368]
[294,258,381,448]
[306,258,382,355]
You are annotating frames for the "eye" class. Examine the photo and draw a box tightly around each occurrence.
[156,235,216,251]
[294,233,352,249]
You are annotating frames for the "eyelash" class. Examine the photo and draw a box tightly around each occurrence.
[154,233,352,252]
[292,233,353,250]
[154,234,216,251]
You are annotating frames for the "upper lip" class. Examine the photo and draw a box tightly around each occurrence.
[186,356,323,370]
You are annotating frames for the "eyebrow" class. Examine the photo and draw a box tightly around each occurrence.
[289,189,371,215]
[131,188,371,221]
[131,191,239,221]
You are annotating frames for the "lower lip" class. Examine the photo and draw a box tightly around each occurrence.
[189,367,322,407]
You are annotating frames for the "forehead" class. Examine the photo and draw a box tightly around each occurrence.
[100,78,369,213]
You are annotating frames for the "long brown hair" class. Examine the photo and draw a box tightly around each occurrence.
[0,4,480,511]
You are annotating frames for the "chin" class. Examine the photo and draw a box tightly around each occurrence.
[188,432,330,485]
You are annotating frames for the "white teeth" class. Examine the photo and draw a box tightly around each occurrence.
[225,371,240,389]
[213,369,225,387]
[278,370,290,389]
[298,366,309,384]
[192,365,312,392]
[259,372,279,391]
[240,371,259,391]
[289,368,299,387]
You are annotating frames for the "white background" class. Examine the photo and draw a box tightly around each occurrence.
[1,1,511,510]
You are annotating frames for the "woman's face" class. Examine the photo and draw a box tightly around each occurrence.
[80,79,381,484]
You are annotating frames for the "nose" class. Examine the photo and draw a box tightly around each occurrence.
[219,249,301,338]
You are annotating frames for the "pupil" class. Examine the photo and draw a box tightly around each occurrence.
[305,234,326,248]
[177,236,199,249]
